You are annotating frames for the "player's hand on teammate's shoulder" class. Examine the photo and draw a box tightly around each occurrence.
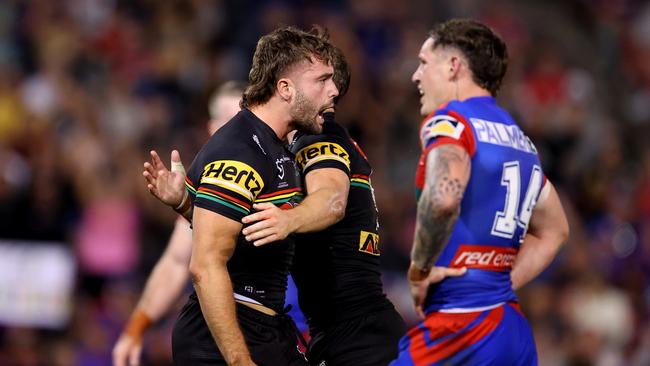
[241,203,294,246]
[408,264,467,319]
[143,150,187,207]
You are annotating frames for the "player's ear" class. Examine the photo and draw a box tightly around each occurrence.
[449,55,463,81]
[277,78,294,102]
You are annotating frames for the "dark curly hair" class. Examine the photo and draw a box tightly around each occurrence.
[429,19,508,96]
[241,26,339,108]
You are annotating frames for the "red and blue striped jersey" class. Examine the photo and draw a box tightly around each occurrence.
[415,96,547,313]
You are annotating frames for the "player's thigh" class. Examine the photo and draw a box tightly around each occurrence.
[314,308,406,366]
[172,297,224,362]
[238,306,308,366]
[389,304,536,366]
[474,303,537,366]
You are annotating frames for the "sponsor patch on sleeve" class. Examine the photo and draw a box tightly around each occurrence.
[295,142,351,172]
[200,160,264,200]
[358,231,380,256]
[420,114,465,146]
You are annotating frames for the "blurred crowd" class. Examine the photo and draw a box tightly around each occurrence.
[0,0,649,365]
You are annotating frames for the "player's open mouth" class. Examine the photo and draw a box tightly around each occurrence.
[317,106,333,125]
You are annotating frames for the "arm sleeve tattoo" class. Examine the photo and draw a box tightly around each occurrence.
[411,144,471,271]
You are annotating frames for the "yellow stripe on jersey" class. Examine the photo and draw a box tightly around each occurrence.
[255,191,303,203]
[302,154,350,171]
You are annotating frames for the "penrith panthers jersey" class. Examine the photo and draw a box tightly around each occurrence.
[290,112,392,333]
[186,108,303,312]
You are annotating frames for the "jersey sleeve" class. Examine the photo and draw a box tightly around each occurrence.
[419,108,476,157]
[293,134,352,177]
[186,143,268,222]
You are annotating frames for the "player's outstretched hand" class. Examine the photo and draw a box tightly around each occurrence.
[241,203,293,246]
[143,150,187,208]
[408,265,467,319]
[112,333,143,366]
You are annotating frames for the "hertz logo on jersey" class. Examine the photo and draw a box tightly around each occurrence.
[358,231,380,256]
[200,160,264,200]
[295,142,350,172]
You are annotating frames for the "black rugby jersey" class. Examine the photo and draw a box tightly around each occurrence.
[290,112,391,332]
[185,108,303,312]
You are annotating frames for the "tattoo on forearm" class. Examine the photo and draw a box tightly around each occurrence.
[433,176,464,203]
[411,145,469,271]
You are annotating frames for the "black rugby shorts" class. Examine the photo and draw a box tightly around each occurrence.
[172,294,308,366]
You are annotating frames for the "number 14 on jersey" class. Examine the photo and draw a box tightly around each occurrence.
[491,161,543,242]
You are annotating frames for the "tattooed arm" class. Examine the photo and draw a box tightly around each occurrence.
[408,144,471,316]
[410,144,471,273]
